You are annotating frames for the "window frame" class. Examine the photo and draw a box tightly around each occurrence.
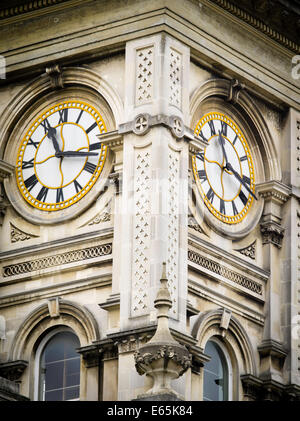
[203,337,233,401]
[34,326,80,401]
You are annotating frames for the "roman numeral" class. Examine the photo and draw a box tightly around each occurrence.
[198,130,208,143]
[89,142,101,151]
[58,108,68,124]
[86,122,98,134]
[74,179,83,193]
[24,174,38,191]
[242,175,251,185]
[232,134,238,145]
[27,138,39,149]
[36,186,49,202]
[22,158,34,169]
[84,161,96,174]
[56,188,64,203]
[240,155,248,162]
[220,199,225,215]
[196,152,205,162]
[220,121,227,137]
[76,109,84,124]
[232,200,238,216]
[40,118,51,134]
[206,187,215,204]
[239,190,248,206]
[208,120,216,136]
[197,170,206,181]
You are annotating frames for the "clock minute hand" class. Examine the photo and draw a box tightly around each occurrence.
[59,151,98,157]
[226,162,258,200]
[218,131,229,165]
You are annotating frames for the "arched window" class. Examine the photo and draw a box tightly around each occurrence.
[203,339,232,401]
[35,328,81,401]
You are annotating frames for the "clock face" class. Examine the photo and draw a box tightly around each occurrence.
[192,112,255,224]
[16,100,107,211]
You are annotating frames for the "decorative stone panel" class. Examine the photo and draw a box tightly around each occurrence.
[131,148,152,317]
[167,148,180,316]
[169,48,182,109]
[135,46,154,106]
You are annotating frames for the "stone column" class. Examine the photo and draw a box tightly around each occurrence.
[119,34,191,333]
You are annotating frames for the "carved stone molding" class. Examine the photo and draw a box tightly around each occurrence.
[170,115,184,139]
[87,201,112,226]
[0,360,28,382]
[47,297,60,318]
[3,242,112,277]
[235,240,256,260]
[226,79,245,104]
[188,249,263,295]
[241,374,300,401]
[133,114,150,135]
[118,113,208,149]
[260,221,284,248]
[0,160,14,226]
[45,64,64,89]
[10,223,39,243]
[209,0,300,53]
[257,181,291,248]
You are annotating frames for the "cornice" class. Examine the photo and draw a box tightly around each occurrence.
[0,0,87,22]
[208,0,300,53]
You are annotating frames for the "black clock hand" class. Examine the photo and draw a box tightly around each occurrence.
[59,151,98,157]
[47,127,61,156]
[218,131,229,165]
[226,162,257,200]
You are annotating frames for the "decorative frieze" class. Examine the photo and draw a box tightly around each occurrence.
[188,249,263,295]
[87,201,112,226]
[3,243,112,277]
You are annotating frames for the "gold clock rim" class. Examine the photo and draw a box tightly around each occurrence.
[16,100,107,212]
[193,111,255,225]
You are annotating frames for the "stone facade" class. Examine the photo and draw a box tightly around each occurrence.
[0,0,299,401]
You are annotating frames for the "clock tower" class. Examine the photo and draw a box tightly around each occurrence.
[0,0,299,402]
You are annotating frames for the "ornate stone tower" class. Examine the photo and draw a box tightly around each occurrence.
[0,0,299,402]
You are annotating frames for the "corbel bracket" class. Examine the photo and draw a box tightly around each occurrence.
[227,79,245,104]
[45,64,64,89]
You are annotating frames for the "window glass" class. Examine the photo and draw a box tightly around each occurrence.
[39,331,80,401]
[203,340,229,401]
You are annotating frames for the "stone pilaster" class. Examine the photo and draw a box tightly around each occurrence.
[118,34,193,334]
[256,180,290,383]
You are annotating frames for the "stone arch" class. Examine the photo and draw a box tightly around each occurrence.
[0,65,123,158]
[191,308,257,377]
[189,78,280,182]
[10,298,100,362]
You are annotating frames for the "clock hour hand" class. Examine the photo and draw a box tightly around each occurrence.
[218,131,229,165]
[47,127,61,156]
[59,151,98,157]
[226,162,258,200]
